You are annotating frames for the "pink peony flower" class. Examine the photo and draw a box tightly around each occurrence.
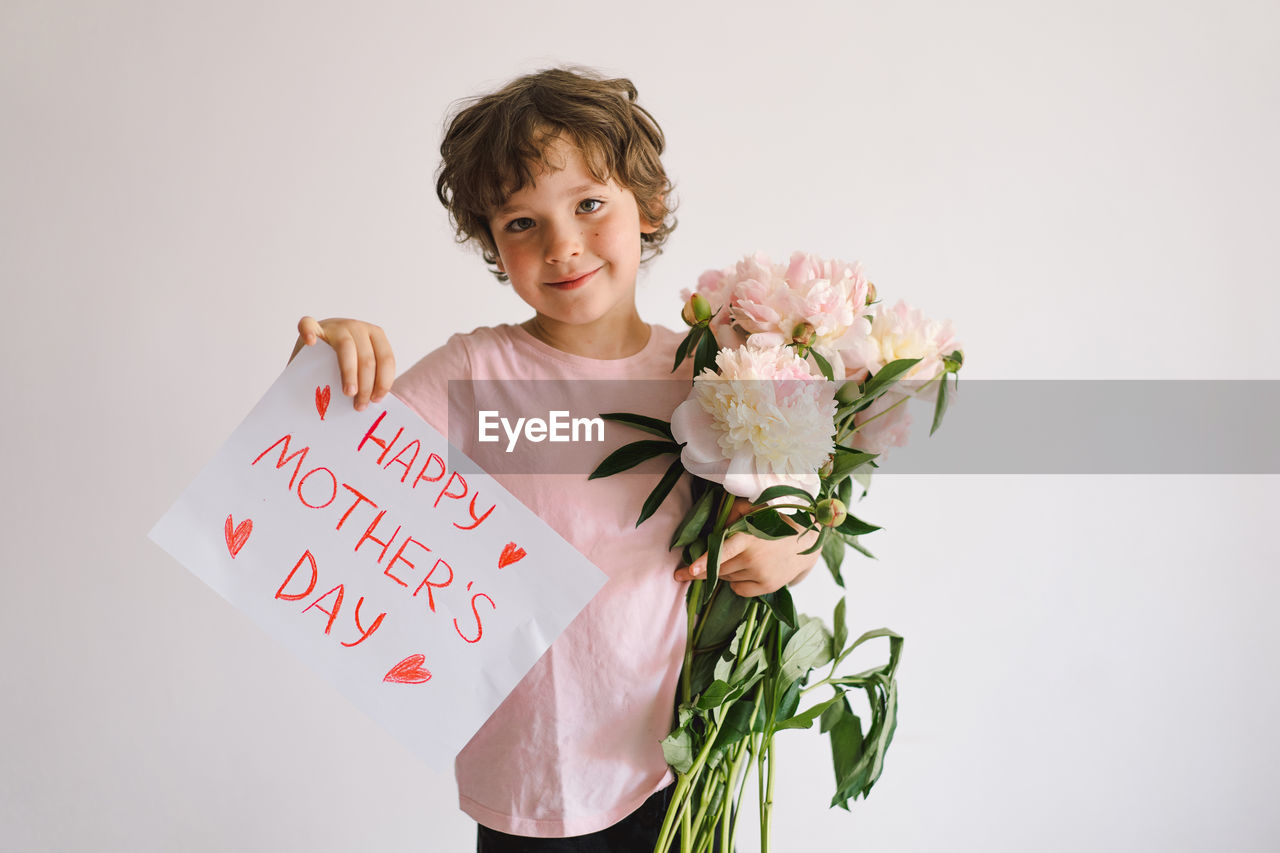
[847,391,913,455]
[686,252,874,362]
[670,346,837,502]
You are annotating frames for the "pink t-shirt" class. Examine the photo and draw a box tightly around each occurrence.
[392,323,694,837]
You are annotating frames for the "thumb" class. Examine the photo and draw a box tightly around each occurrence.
[297,315,327,345]
[684,529,752,579]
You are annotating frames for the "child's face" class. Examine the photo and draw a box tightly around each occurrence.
[488,136,655,332]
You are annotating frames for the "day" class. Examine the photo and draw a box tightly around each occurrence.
[274,549,387,648]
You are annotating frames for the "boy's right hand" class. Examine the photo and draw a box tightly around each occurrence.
[290,316,396,411]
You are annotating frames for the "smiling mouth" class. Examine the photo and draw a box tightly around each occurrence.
[545,267,601,290]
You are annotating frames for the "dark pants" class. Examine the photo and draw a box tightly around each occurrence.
[476,785,673,852]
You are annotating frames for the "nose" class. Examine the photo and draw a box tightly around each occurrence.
[544,219,583,265]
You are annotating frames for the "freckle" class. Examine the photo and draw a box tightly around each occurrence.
[467,581,474,591]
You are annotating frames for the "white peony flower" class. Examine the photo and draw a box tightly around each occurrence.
[670,346,837,502]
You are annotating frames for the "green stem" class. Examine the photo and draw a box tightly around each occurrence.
[655,708,726,852]
[682,578,703,704]
[757,741,768,853]
[840,371,944,441]
[689,771,722,853]
[723,688,763,851]
[761,735,776,851]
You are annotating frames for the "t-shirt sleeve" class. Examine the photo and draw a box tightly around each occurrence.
[391,332,474,438]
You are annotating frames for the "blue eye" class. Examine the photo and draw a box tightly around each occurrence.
[578,199,603,214]
[505,217,535,233]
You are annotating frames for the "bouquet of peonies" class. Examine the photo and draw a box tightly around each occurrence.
[591,251,963,853]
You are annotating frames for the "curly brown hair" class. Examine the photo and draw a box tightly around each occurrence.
[436,67,677,281]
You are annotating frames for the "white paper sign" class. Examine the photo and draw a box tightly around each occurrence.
[149,345,607,769]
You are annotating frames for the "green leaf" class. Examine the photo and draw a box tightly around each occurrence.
[755,484,817,505]
[672,326,700,373]
[714,619,753,683]
[780,616,833,682]
[822,534,847,586]
[776,695,841,732]
[588,439,681,479]
[711,699,758,756]
[799,526,827,555]
[833,597,848,655]
[828,707,866,809]
[837,627,903,666]
[730,646,767,687]
[670,487,715,550]
[683,539,707,568]
[742,508,798,540]
[846,536,876,560]
[636,457,684,526]
[693,328,719,376]
[688,647,719,698]
[810,347,835,381]
[837,514,881,537]
[661,724,695,774]
[820,693,849,734]
[759,587,797,629]
[830,673,898,806]
[713,647,734,684]
[697,654,766,712]
[861,357,922,400]
[927,370,948,436]
[599,412,674,440]
[836,476,853,508]
[692,584,750,651]
[828,449,878,483]
[774,678,803,722]
[694,679,734,711]
[705,525,726,586]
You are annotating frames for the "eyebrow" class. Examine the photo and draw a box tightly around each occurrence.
[494,184,606,218]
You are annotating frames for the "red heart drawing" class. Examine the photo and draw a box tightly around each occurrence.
[384,654,431,684]
[315,385,331,420]
[498,542,527,569]
[224,515,253,559]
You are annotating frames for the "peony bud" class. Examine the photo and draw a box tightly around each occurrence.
[835,381,861,406]
[815,498,847,528]
[865,281,877,305]
[790,322,815,347]
[692,293,712,322]
[819,454,835,479]
[682,293,712,326]
[681,299,697,326]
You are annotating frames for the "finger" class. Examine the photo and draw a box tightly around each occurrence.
[726,498,754,525]
[729,578,779,598]
[678,532,752,580]
[297,315,325,346]
[290,316,319,363]
[329,330,361,398]
[368,326,396,402]
[353,332,378,411]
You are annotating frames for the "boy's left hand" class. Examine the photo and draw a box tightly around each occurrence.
[673,498,820,597]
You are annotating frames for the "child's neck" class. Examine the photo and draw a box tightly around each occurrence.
[521,311,651,360]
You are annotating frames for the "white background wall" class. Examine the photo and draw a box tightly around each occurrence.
[4,1,1278,850]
